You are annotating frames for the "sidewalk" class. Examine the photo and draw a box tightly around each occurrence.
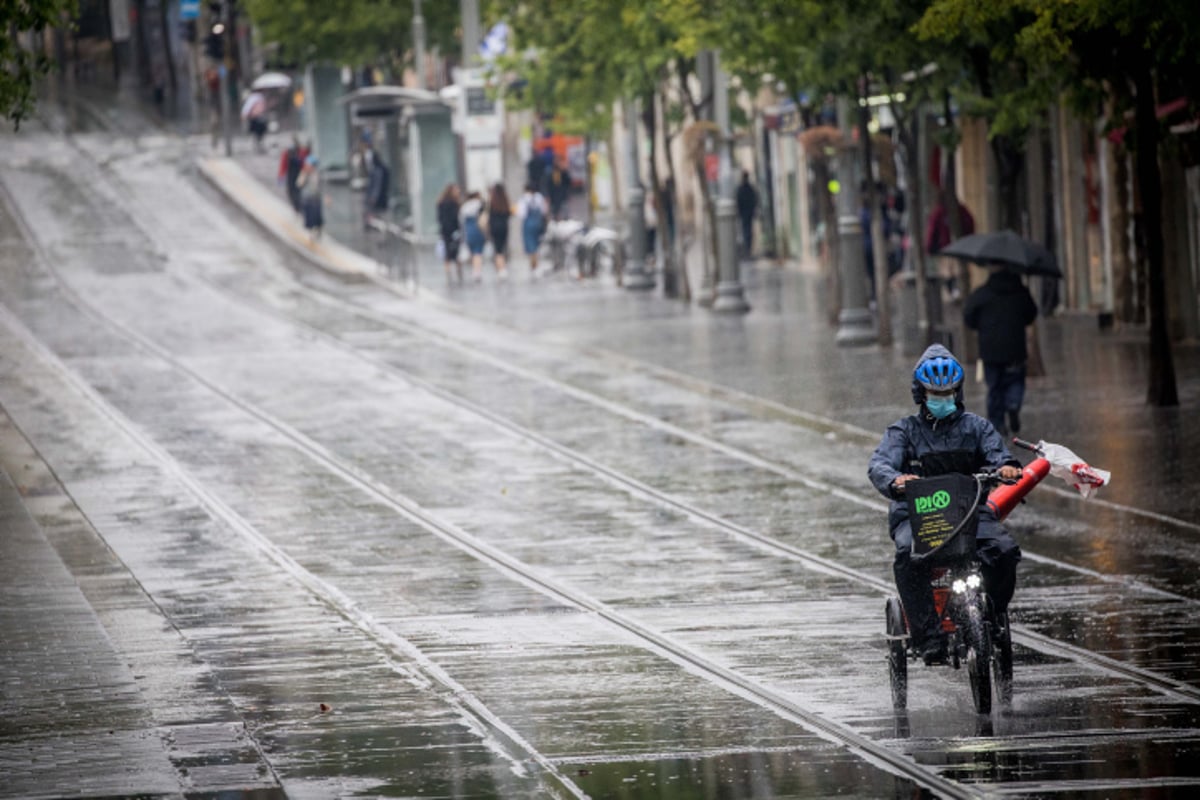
[198,133,1199,523]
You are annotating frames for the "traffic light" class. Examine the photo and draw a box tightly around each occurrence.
[204,25,224,61]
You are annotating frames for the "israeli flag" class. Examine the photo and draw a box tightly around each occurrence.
[479,22,509,60]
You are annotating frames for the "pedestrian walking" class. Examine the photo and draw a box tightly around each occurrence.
[297,155,323,241]
[517,183,547,279]
[241,91,269,153]
[436,183,462,284]
[460,190,488,282]
[205,66,221,150]
[527,151,548,197]
[363,143,390,228]
[963,266,1039,436]
[487,183,512,280]
[736,170,759,259]
[545,159,571,221]
[277,136,308,213]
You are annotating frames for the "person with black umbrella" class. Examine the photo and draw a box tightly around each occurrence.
[963,265,1039,436]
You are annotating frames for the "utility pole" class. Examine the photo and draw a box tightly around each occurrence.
[219,2,233,157]
[623,97,654,290]
[461,0,480,68]
[835,96,876,345]
[413,0,426,90]
[710,51,749,314]
[696,50,715,305]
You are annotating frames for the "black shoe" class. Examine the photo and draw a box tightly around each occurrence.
[1007,410,1021,434]
[921,635,949,665]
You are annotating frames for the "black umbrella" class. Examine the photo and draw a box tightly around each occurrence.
[938,229,1062,278]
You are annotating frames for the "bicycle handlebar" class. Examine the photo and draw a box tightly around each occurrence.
[974,470,1018,486]
[1010,437,1042,454]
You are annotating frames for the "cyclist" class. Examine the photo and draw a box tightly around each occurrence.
[868,345,1023,663]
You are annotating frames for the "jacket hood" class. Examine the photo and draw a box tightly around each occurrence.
[911,343,964,406]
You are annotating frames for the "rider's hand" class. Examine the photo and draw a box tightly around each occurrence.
[998,465,1022,481]
[890,474,920,494]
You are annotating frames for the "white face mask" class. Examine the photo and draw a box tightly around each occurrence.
[926,396,956,419]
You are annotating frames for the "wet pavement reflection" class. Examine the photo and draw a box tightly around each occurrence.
[1,94,1199,797]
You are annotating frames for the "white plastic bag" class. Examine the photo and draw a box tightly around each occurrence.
[1038,441,1111,498]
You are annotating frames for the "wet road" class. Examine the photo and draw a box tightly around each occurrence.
[1,104,1199,799]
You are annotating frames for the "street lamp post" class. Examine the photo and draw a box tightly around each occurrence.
[834,97,876,345]
[710,51,750,314]
[219,4,233,157]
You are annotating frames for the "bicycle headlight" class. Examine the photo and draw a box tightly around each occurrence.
[966,574,982,589]
[952,579,967,594]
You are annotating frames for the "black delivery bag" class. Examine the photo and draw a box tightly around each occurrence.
[904,473,979,564]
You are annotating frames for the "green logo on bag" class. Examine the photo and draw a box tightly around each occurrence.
[914,489,952,515]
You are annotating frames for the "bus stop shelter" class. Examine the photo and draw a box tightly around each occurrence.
[339,86,455,238]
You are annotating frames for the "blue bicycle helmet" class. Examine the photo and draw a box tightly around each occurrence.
[913,355,964,393]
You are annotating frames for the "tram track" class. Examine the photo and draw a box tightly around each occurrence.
[42,131,1200,704]
[4,134,1199,796]
[0,169,982,800]
[192,273,1200,706]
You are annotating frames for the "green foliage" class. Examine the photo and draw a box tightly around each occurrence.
[917,0,1200,134]
[486,0,707,136]
[243,0,457,70]
[1,0,77,129]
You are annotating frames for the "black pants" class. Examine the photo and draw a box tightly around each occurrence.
[891,511,1021,643]
[984,361,1026,432]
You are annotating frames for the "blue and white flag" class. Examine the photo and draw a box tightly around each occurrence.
[479,22,509,60]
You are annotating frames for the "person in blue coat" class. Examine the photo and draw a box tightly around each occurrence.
[868,345,1024,663]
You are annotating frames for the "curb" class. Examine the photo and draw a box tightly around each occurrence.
[197,156,375,283]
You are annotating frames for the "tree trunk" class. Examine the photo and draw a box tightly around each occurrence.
[584,135,596,227]
[654,86,675,298]
[660,83,689,301]
[1133,62,1179,406]
[1113,147,1135,323]
[992,134,1024,231]
[642,92,666,293]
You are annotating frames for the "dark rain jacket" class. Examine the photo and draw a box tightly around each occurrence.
[963,269,1038,365]
[868,345,1019,531]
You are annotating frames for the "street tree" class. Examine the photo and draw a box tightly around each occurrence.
[243,0,458,75]
[918,0,1199,405]
[489,0,706,298]
[1,0,77,129]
